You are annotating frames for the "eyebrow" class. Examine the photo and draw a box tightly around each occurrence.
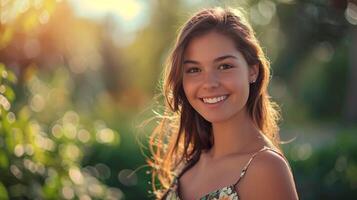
[183,55,238,65]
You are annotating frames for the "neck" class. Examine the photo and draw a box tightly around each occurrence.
[209,107,264,159]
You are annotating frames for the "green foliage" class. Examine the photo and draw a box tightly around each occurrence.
[0,0,355,199]
[0,65,122,199]
[288,131,357,200]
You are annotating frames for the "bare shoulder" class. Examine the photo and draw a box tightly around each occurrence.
[237,149,299,200]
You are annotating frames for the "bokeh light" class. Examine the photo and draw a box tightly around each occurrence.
[1,0,356,199]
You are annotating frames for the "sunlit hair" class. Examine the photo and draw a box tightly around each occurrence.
[148,7,281,198]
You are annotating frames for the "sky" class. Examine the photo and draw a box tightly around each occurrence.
[67,0,150,33]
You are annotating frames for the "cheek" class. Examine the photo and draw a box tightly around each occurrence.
[238,81,250,104]
[223,74,250,101]
[237,79,250,95]
[223,73,248,89]
[182,78,194,100]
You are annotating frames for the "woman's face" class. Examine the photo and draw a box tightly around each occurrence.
[182,31,258,123]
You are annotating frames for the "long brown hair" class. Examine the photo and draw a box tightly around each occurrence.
[148,7,281,198]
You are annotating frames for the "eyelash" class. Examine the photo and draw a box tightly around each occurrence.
[185,64,233,74]
[218,64,233,70]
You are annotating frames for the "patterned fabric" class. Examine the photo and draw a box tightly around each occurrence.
[198,186,239,200]
[162,146,277,200]
[163,170,240,200]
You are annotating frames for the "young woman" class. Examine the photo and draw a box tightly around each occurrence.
[148,7,299,200]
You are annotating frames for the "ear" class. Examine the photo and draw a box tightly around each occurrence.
[249,64,259,83]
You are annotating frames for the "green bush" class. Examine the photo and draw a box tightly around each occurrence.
[287,131,357,200]
[0,64,122,199]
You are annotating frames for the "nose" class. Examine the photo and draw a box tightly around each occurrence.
[202,71,220,90]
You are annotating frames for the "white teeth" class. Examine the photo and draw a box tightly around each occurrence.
[202,95,227,104]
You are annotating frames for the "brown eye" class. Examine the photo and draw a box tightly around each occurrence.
[186,67,201,73]
[218,64,233,70]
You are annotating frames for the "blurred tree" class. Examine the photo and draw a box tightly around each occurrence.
[287,130,357,200]
[124,0,185,93]
[0,64,122,199]
[344,25,357,123]
[266,0,356,123]
[0,1,127,199]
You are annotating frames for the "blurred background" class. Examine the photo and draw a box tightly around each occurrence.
[0,0,356,199]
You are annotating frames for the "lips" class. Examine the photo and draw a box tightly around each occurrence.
[201,95,228,104]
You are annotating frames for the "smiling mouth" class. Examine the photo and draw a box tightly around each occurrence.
[201,95,228,104]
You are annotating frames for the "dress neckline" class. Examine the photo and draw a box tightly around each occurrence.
[172,181,238,200]
[174,146,271,200]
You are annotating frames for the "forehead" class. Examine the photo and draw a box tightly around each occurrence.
[184,31,239,61]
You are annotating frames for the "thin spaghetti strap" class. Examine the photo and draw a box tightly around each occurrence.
[233,146,271,187]
[233,146,292,187]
